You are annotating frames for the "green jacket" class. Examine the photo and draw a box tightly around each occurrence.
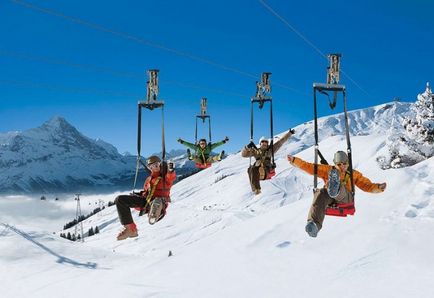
[179,139,226,161]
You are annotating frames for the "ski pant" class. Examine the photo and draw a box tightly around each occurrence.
[115,194,146,225]
[115,194,169,225]
[193,155,220,165]
[247,165,261,192]
[308,186,354,230]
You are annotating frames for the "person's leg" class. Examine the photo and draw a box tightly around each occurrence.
[193,156,205,164]
[307,188,335,230]
[114,194,145,225]
[209,156,218,163]
[334,185,354,203]
[149,197,168,224]
[247,166,261,193]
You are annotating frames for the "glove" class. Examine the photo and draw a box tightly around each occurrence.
[247,141,256,149]
[224,136,229,143]
[289,128,295,134]
[168,161,175,171]
[177,138,183,144]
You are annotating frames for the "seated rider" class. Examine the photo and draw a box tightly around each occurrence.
[177,137,229,165]
[241,129,294,195]
[114,156,176,240]
[287,151,386,238]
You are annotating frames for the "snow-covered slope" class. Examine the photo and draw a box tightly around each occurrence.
[2,101,433,298]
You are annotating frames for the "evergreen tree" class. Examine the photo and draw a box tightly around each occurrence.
[386,82,434,168]
[95,226,100,234]
[72,234,76,241]
[67,232,71,240]
[88,227,94,236]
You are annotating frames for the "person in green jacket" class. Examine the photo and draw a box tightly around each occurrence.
[178,137,229,165]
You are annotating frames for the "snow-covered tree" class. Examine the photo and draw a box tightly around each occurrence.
[384,82,434,168]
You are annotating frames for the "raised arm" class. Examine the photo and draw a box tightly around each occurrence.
[177,138,197,150]
[273,129,295,153]
[210,136,229,150]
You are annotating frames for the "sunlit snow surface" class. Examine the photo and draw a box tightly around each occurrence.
[1,103,433,298]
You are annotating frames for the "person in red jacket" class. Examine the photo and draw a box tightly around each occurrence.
[115,155,176,240]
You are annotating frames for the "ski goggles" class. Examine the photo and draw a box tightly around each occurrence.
[147,162,161,169]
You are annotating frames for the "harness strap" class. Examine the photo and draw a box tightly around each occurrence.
[342,171,351,185]
[146,177,162,204]
[139,176,162,216]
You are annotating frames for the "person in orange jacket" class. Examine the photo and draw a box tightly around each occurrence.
[287,151,387,237]
[114,155,176,240]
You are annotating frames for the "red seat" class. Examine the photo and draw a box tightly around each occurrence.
[196,162,212,169]
[325,203,355,217]
[265,168,276,180]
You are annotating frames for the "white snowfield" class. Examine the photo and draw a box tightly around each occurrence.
[1,102,433,298]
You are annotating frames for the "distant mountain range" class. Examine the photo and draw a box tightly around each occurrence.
[0,101,413,195]
[0,117,196,194]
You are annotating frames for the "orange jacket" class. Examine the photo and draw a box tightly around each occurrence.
[290,157,384,193]
[143,170,176,202]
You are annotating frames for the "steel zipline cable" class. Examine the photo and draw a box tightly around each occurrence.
[0,49,251,99]
[10,0,305,96]
[258,0,372,98]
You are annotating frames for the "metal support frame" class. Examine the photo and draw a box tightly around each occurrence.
[327,54,341,85]
[253,72,272,109]
[133,69,166,190]
[195,97,212,144]
[74,193,84,242]
[250,72,275,166]
[312,83,355,197]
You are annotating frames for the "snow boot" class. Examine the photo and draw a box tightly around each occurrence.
[116,223,138,241]
[305,220,319,238]
[187,149,193,160]
[217,150,225,161]
[148,197,164,225]
[327,168,341,198]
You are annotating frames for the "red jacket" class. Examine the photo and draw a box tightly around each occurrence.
[143,170,176,202]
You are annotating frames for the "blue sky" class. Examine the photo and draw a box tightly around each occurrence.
[1,0,433,156]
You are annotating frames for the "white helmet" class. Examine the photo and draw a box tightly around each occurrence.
[259,136,269,144]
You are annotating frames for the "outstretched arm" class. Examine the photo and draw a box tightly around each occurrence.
[210,136,229,150]
[177,138,197,150]
[273,129,295,153]
[353,171,387,193]
[287,155,330,180]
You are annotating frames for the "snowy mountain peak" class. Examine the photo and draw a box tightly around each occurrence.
[37,116,81,137]
[43,116,70,128]
[0,117,199,194]
[0,117,137,194]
